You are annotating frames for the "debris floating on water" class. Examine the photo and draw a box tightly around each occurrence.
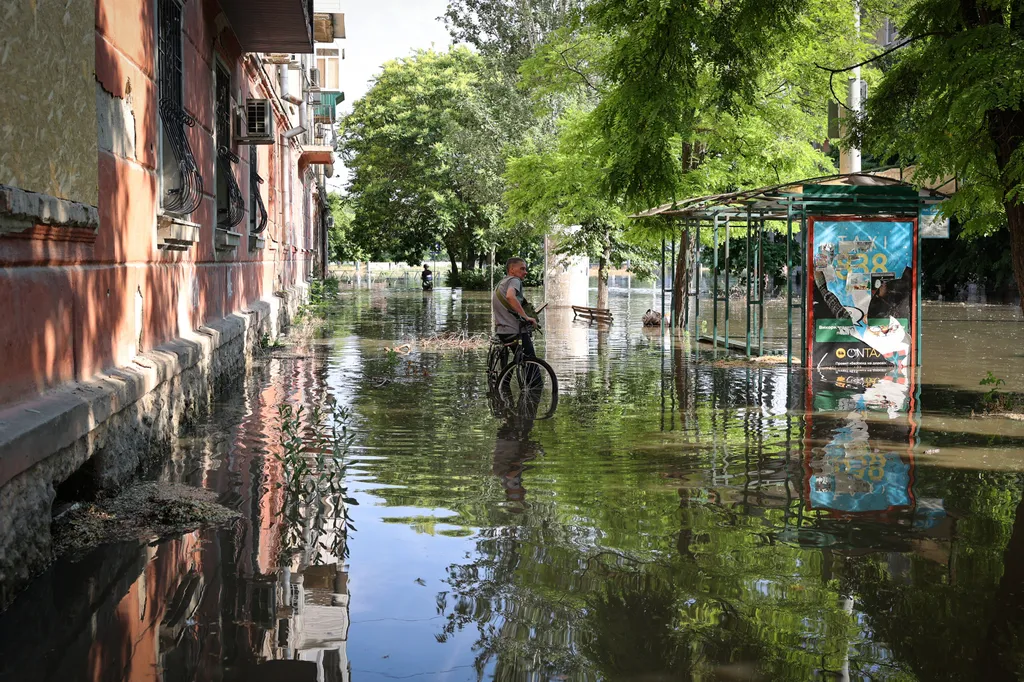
[712,355,792,368]
[53,482,241,557]
[416,331,490,351]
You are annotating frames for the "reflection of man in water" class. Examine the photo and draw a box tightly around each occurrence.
[492,403,541,509]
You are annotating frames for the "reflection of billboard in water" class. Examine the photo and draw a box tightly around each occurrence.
[804,373,917,518]
[806,418,914,515]
[807,218,917,371]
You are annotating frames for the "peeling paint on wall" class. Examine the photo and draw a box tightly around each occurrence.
[97,81,137,161]
[0,0,98,207]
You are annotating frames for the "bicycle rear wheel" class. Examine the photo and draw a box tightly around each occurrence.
[496,358,558,419]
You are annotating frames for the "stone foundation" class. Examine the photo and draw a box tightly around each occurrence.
[0,286,305,609]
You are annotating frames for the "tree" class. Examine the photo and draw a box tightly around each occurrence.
[443,0,587,72]
[324,192,363,263]
[505,110,656,308]
[584,0,834,209]
[339,48,514,284]
[854,1,1024,312]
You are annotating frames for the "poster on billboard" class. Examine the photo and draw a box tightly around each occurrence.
[807,218,917,372]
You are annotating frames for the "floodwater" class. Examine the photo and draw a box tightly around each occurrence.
[1,287,1023,682]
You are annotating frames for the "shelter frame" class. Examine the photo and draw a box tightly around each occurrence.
[635,171,948,367]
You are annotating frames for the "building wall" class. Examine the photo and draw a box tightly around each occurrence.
[0,0,99,207]
[0,0,318,410]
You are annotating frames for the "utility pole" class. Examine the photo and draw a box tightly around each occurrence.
[840,0,862,174]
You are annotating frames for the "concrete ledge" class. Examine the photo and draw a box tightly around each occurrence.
[0,295,290,490]
[0,285,307,608]
[0,185,99,236]
[157,214,201,251]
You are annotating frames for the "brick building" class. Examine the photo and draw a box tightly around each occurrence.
[0,0,344,606]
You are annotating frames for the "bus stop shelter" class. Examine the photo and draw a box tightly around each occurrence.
[633,170,952,369]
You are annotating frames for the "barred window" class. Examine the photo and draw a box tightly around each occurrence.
[157,0,202,216]
[249,145,268,236]
[215,62,244,229]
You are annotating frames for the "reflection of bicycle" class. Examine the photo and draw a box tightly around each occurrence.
[486,321,558,419]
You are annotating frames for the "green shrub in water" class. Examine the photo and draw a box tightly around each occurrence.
[274,400,357,563]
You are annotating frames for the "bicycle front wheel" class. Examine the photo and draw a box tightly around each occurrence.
[496,358,559,419]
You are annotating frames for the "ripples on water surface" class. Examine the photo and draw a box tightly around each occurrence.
[1,287,1023,682]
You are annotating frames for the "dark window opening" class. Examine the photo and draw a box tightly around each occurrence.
[216,63,245,229]
[158,0,203,216]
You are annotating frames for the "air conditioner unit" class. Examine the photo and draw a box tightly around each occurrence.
[236,99,275,145]
[309,67,321,87]
[307,86,322,106]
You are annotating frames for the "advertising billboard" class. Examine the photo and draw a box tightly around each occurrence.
[806,218,918,372]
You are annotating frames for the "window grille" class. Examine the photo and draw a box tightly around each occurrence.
[249,145,268,234]
[216,63,245,229]
[158,0,203,216]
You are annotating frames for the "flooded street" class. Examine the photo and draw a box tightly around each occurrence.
[1,287,1023,681]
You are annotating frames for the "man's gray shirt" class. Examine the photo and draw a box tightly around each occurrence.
[492,275,524,334]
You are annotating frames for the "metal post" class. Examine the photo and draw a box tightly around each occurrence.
[712,216,720,349]
[758,217,765,356]
[660,233,666,336]
[669,230,676,329]
[693,220,701,336]
[746,207,752,358]
[683,219,690,329]
[786,205,793,366]
[800,213,808,368]
[724,217,731,351]
[915,216,922,368]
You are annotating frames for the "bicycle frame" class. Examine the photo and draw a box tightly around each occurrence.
[488,321,537,380]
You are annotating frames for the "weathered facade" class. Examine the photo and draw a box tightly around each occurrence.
[0,0,341,607]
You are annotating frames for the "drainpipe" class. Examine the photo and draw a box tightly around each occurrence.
[299,55,309,147]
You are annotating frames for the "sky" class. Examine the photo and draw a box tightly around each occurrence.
[329,1,454,189]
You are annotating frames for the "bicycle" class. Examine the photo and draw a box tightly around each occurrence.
[487,320,558,419]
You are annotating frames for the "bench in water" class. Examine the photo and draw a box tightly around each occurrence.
[572,305,614,323]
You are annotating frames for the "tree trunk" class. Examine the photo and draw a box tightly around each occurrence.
[448,259,459,286]
[597,228,611,310]
[446,239,461,286]
[1006,202,1024,314]
[988,108,1024,313]
[672,230,692,330]
[463,244,477,273]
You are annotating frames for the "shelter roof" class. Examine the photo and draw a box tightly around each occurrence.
[632,169,954,221]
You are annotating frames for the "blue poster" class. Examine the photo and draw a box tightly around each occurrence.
[809,219,916,371]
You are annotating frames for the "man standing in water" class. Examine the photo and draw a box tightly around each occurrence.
[493,257,538,357]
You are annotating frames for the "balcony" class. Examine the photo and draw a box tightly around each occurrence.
[312,91,344,124]
[220,0,314,53]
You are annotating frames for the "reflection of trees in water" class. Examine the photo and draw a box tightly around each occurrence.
[434,484,883,680]
[338,292,1024,680]
[437,521,592,679]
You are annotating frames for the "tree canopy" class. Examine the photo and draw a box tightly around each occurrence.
[331,0,1022,302]
[339,48,520,281]
[856,0,1024,309]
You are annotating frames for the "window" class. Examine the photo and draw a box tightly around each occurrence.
[215,63,244,229]
[316,48,341,91]
[157,0,202,216]
[249,145,268,236]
